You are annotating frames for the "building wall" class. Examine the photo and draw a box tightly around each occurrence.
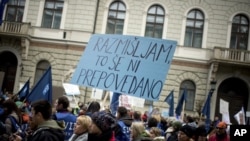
[1,0,250,118]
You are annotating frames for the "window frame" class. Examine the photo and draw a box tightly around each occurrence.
[184,9,204,48]
[179,80,196,111]
[41,0,64,29]
[5,0,25,22]
[34,60,50,85]
[230,14,249,50]
[144,4,165,38]
[105,1,126,34]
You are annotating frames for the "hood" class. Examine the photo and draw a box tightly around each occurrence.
[120,116,133,127]
[38,119,65,130]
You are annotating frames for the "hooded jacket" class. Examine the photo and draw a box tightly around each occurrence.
[28,120,65,141]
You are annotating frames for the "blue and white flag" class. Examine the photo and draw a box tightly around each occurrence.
[175,88,187,116]
[165,90,174,116]
[110,92,121,116]
[18,79,30,101]
[0,0,8,25]
[201,91,212,132]
[27,66,52,104]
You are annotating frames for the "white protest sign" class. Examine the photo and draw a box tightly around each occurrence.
[91,88,103,100]
[63,83,81,95]
[70,34,177,101]
[131,96,145,108]
[220,99,229,114]
[222,113,231,124]
[120,95,132,109]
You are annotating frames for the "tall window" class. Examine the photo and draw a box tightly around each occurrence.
[5,0,25,22]
[106,1,126,34]
[230,14,249,50]
[184,9,204,48]
[179,80,196,111]
[145,5,164,38]
[34,60,50,85]
[41,0,64,29]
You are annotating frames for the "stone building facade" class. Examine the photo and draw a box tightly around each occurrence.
[0,0,250,124]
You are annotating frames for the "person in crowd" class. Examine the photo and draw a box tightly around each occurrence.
[151,113,167,134]
[166,121,183,141]
[130,122,151,141]
[88,111,116,141]
[69,115,92,141]
[114,106,133,141]
[212,116,220,128]
[78,104,88,116]
[53,96,77,141]
[146,117,165,136]
[194,124,207,141]
[11,100,65,141]
[149,127,165,141]
[208,121,230,141]
[0,99,21,141]
[177,125,195,141]
[141,111,148,123]
[133,111,142,122]
[184,115,197,128]
[85,101,101,116]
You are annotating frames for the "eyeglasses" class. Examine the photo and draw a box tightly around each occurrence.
[216,127,224,130]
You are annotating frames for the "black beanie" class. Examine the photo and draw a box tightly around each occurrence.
[179,125,195,138]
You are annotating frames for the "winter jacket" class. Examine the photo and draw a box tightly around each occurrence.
[68,132,88,141]
[208,133,230,141]
[88,130,113,141]
[27,119,65,141]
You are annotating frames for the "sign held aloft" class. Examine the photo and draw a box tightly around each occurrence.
[71,34,177,101]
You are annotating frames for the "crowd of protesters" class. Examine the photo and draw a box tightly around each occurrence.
[0,93,231,141]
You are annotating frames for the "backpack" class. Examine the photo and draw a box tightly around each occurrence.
[115,120,130,141]
[8,116,25,138]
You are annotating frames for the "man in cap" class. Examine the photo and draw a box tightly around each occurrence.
[208,121,230,141]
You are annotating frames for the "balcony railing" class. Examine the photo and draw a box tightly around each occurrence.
[0,21,30,36]
[214,47,250,63]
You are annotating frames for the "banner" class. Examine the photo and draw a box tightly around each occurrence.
[27,66,52,104]
[0,0,8,25]
[175,88,187,116]
[71,34,177,101]
[164,90,174,116]
[18,79,30,100]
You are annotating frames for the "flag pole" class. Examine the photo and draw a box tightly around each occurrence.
[182,101,185,121]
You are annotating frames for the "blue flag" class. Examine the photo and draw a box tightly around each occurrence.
[18,79,30,101]
[175,88,187,116]
[201,91,212,132]
[27,66,52,104]
[110,92,121,116]
[0,0,8,25]
[165,90,174,116]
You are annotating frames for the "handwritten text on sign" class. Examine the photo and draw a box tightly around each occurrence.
[71,34,177,101]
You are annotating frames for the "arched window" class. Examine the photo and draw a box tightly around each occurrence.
[145,5,164,38]
[106,1,126,34]
[179,80,196,111]
[230,14,249,50]
[34,60,50,85]
[5,0,26,22]
[184,9,204,48]
[41,0,64,29]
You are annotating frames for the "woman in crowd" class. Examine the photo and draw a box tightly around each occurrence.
[0,99,21,141]
[88,111,116,141]
[130,122,151,141]
[69,115,92,141]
